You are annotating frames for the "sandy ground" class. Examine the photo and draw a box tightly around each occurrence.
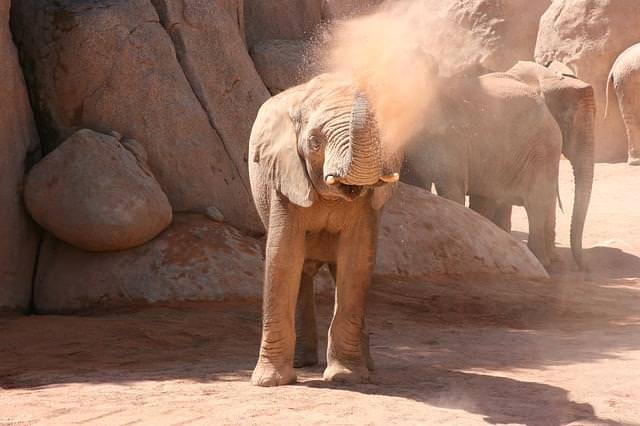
[1,161,639,425]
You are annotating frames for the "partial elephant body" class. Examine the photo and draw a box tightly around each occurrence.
[249,74,398,387]
[606,43,640,166]
[501,61,595,267]
[404,72,563,266]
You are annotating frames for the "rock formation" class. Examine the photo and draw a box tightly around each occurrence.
[33,184,548,313]
[244,0,323,49]
[0,0,40,312]
[535,0,640,161]
[250,39,315,94]
[24,129,172,252]
[33,214,265,313]
[416,0,549,77]
[377,184,549,280]
[11,0,266,233]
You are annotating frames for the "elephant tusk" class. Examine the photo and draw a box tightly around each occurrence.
[380,173,400,183]
[325,175,338,186]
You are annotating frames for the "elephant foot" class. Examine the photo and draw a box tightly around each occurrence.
[293,347,318,368]
[323,361,370,384]
[251,360,297,387]
[628,156,640,166]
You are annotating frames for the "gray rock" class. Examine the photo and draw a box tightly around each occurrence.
[205,206,225,223]
[33,214,265,313]
[536,0,640,161]
[377,184,549,280]
[25,129,173,252]
[0,0,40,312]
[11,0,264,234]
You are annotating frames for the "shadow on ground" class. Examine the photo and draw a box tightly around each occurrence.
[1,239,639,425]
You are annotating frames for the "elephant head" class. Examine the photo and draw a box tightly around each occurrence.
[250,74,400,208]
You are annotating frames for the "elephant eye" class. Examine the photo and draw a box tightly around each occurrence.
[308,134,322,153]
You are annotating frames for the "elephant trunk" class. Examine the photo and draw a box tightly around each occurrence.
[342,93,383,185]
[567,90,595,268]
[324,93,385,186]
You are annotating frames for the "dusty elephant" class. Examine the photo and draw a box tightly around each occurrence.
[469,61,595,267]
[249,73,400,386]
[606,43,640,166]
[403,72,564,267]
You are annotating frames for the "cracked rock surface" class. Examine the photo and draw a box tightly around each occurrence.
[535,0,640,162]
[11,0,264,234]
[0,0,40,312]
[33,214,266,313]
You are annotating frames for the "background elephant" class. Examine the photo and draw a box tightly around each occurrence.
[403,72,564,267]
[475,61,595,267]
[606,43,640,166]
[248,73,399,387]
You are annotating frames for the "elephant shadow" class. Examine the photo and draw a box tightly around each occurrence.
[300,366,619,426]
[511,230,640,279]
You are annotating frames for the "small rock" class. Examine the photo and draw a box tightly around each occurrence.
[205,206,225,223]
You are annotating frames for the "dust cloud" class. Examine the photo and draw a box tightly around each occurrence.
[319,0,491,150]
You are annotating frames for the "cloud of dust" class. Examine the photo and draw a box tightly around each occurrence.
[318,0,492,151]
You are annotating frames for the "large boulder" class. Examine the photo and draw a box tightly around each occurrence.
[321,0,384,21]
[424,0,549,76]
[377,184,549,280]
[11,0,265,233]
[535,0,640,162]
[152,0,271,182]
[250,39,317,94]
[244,0,323,49]
[33,186,548,312]
[24,129,172,252]
[0,0,40,312]
[33,214,265,313]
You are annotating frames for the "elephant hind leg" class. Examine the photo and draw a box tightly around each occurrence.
[494,204,513,233]
[469,195,498,222]
[328,264,374,371]
[622,112,640,165]
[434,180,466,205]
[469,196,513,233]
[294,260,322,368]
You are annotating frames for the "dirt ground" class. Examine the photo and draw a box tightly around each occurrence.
[1,161,639,425]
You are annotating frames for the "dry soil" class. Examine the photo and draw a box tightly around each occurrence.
[1,161,639,425]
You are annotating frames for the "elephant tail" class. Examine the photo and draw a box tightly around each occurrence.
[604,67,616,120]
[568,88,596,268]
[556,182,564,214]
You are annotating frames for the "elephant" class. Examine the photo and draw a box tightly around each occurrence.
[606,43,640,166]
[403,64,594,268]
[248,73,400,387]
[471,61,595,267]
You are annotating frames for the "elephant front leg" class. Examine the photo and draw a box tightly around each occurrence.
[294,261,321,368]
[525,185,556,268]
[252,213,305,387]
[324,215,377,384]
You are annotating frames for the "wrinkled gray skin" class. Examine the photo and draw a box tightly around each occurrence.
[403,70,564,267]
[472,61,595,268]
[248,74,399,387]
[606,43,640,166]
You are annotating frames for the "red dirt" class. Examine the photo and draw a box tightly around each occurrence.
[1,161,639,425]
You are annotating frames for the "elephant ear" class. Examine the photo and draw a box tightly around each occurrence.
[251,101,315,208]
